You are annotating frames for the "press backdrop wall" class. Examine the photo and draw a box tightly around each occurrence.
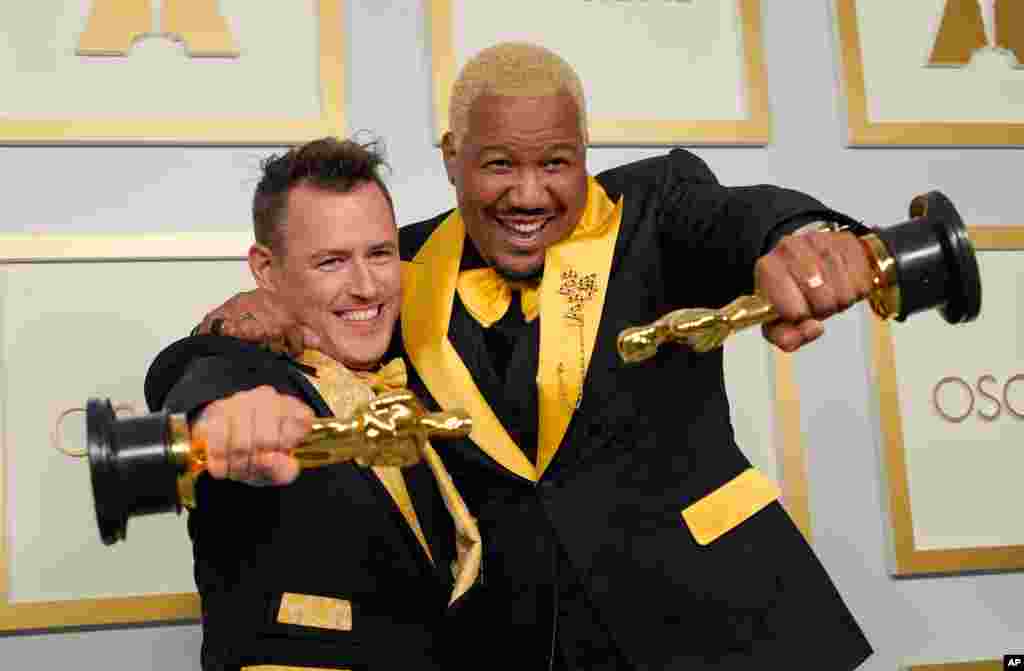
[1,1,1020,669]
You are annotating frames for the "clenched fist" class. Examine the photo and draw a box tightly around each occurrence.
[755,230,873,352]
[193,385,312,486]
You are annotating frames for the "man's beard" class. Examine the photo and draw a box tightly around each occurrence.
[493,263,544,282]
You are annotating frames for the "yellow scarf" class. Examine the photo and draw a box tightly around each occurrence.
[296,350,481,604]
[296,351,431,563]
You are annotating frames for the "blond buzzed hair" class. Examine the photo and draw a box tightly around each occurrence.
[448,42,588,148]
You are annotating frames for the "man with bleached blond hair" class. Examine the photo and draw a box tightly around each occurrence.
[198,42,874,670]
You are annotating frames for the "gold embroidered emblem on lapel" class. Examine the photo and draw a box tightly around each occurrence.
[556,268,599,411]
[558,268,599,323]
[536,178,623,477]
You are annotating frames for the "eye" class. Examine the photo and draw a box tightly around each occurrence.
[370,248,396,262]
[484,159,513,171]
[317,258,341,270]
[543,158,569,171]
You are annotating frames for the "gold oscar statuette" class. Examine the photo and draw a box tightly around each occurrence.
[618,191,982,363]
[77,390,471,544]
[176,389,470,473]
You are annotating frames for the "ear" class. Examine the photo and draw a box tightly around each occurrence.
[440,132,457,186]
[248,243,277,291]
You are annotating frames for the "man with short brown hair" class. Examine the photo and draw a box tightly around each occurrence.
[147,137,479,671]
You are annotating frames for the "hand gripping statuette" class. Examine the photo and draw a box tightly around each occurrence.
[80,390,471,545]
[617,191,982,363]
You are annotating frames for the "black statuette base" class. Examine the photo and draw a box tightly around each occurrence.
[87,399,183,546]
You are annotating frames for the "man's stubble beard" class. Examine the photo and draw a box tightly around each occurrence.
[493,263,544,282]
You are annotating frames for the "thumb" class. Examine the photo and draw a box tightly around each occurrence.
[263,452,301,485]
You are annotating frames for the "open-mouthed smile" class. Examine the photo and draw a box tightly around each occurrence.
[495,214,553,245]
[334,304,384,323]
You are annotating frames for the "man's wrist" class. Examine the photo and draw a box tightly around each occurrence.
[791,220,849,236]
[764,218,846,254]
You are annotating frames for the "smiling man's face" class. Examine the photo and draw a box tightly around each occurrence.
[443,92,589,280]
[252,180,400,370]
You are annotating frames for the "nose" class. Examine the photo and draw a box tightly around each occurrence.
[347,259,379,300]
[507,168,550,211]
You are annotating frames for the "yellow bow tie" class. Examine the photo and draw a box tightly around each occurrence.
[353,357,408,392]
[457,267,540,328]
[298,351,408,393]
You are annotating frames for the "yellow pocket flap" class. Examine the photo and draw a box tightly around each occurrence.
[681,468,781,546]
[277,593,352,632]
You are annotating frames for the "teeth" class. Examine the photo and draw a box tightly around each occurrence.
[339,305,380,321]
[500,218,546,234]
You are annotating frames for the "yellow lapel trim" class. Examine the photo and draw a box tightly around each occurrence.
[536,178,622,476]
[401,212,537,482]
[370,465,433,564]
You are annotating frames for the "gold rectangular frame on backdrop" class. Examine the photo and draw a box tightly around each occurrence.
[772,352,812,541]
[0,1,344,144]
[872,227,1024,576]
[835,0,1024,146]
[0,235,812,634]
[0,234,251,631]
[427,0,770,145]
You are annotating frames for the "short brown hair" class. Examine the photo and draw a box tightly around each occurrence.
[253,137,392,251]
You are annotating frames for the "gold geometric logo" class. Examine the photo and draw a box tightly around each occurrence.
[929,0,1023,67]
[77,0,239,58]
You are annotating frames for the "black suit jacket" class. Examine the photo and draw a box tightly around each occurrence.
[145,336,458,671]
[396,150,873,670]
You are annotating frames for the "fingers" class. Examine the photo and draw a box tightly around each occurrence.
[759,235,838,322]
[757,231,874,326]
[804,232,872,311]
[251,394,310,484]
[192,386,309,486]
[198,311,225,337]
[754,252,813,324]
[197,290,254,335]
[810,236,854,312]
[196,290,313,355]
[225,395,256,480]
[762,319,825,353]
[274,394,312,481]
[221,310,270,343]
[756,228,877,353]
[195,402,231,479]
